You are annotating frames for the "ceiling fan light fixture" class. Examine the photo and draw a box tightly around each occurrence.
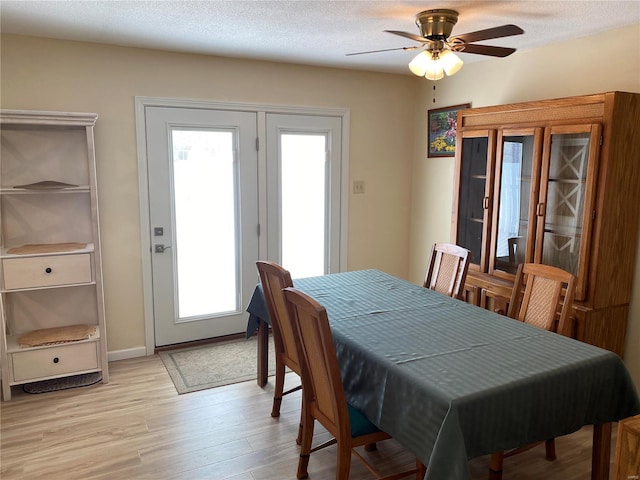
[409,49,460,80]
[424,63,445,81]
[353,9,523,76]
[409,50,433,76]
[439,50,464,76]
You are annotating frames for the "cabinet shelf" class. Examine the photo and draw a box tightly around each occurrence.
[6,327,101,354]
[0,186,90,194]
[544,221,582,237]
[1,281,97,294]
[9,367,101,387]
[543,225,583,237]
[548,178,587,185]
[0,243,94,259]
[462,217,484,224]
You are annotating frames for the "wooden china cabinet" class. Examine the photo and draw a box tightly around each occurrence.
[451,91,640,356]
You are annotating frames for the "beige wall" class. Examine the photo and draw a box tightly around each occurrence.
[2,24,640,389]
[0,34,418,354]
[409,23,640,388]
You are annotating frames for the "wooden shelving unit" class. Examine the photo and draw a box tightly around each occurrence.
[0,110,108,400]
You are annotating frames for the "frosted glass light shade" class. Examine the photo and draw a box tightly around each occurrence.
[439,50,464,76]
[425,63,445,80]
[409,49,464,80]
[409,51,433,77]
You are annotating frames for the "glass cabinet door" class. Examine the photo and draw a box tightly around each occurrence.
[536,124,601,300]
[490,129,543,276]
[454,130,496,270]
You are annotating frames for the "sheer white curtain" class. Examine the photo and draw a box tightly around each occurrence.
[496,142,522,258]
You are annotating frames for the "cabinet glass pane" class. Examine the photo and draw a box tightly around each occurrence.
[493,135,534,274]
[457,137,488,264]
[541,132,591,275]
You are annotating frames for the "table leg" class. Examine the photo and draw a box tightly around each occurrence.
[488,451,503,480]
[257,320,269,387]
[592,422,612,480]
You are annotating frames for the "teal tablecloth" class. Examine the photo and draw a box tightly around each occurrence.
[246,269,640,480]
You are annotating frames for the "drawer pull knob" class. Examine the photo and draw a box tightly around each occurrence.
[53,357,60,364]
[45,267,53,274]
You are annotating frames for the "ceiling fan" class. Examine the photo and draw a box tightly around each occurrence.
[348,9,524,80]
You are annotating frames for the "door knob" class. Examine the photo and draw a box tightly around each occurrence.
[154,244,172,253]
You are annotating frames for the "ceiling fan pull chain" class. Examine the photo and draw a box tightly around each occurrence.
[433,81,437,103]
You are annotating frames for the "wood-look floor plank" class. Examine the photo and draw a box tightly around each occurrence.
[0,354,617,480]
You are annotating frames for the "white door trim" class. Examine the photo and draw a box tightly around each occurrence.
[134,96,350,355]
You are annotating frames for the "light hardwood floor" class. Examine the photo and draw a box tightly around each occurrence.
[0,354,618,479]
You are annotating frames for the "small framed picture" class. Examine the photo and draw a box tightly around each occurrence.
[428,103,471,157]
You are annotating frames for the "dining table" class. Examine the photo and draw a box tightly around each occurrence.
[245,269,640,480]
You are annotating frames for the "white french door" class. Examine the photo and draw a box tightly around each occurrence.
[146,107,259,346]
[265,114,343,278]
[139,101,347,348]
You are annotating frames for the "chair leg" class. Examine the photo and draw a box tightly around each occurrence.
[296,396,305,445]
[336,442,352,480]
[544,438,556,461]
[271,359,285,417]
[297,414,315,479]
[488,451,504,480]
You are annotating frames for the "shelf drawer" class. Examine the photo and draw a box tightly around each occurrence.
[2,254,92,289]
[12,342,98,382]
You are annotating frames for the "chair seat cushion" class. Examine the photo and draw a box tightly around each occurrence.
[348,403,380,437]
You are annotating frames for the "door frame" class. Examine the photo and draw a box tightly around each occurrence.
[134,96,350,355]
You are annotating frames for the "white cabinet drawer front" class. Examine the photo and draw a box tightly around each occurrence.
[2,254,92,289]
[12,342,98,381]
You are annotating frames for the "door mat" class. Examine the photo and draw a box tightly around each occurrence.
[23,372,102,394]
[159,336,279,394]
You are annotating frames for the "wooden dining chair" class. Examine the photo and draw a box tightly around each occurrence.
[507,262,576,335]
[489,262,577,480]
[423,242,471,299]
[256,261,302,421]
[283,287,426,480]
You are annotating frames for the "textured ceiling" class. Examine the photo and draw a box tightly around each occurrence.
[1,1,640,74]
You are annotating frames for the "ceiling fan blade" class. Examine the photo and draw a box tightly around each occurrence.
[384,30,431,44]
[346,46,419,56]
[451,24,524,44]
[460,43,517,58]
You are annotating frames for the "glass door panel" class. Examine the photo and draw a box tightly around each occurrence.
[455,133,493,269]
[537,125,601,300]
[280,133,327,278]
[541,133,589,274]
[491,130,541,275]
[265,113,343,278]
[172,129,238,319]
